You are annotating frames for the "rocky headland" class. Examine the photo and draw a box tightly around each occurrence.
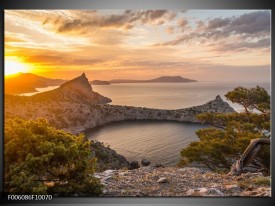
[5,73,234,134]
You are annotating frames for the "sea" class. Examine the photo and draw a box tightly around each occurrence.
[21,81,271,166]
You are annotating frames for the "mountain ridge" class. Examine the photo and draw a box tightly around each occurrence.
[5,72,67,94]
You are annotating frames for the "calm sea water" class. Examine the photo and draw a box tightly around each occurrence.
[87,81,270,166]
[21,81,271,166]
[92,81,271,111]
[87,120,209,166]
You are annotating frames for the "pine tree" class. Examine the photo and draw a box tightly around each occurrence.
[179,86,270,174]
[4,118,102,196]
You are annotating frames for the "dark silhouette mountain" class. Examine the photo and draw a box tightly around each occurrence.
[90,80,111,85]
[30,73,111,104]
[110,76,197,83]
[147,76,197,83]
[5,72,66,94]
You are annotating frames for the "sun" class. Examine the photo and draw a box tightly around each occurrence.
[5,60,29,75]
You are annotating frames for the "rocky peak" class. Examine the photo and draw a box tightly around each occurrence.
[60,73,91,91]
[195,95,235,114]
[31,73,112,104]
[215,95,222,101]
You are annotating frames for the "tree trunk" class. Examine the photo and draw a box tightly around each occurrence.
[229,138,270,175]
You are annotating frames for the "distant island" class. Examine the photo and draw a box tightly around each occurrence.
[5,73,67,94]
[110,76,197,84]
[90,80,111,85]
[91,76,197,85]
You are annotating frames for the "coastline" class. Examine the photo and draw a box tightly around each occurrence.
[5,94,235,135]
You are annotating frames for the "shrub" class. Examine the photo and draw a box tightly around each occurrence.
[4,118,102,196]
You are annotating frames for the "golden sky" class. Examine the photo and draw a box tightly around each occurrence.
[4,10,271,82]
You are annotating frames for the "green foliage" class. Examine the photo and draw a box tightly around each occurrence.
[4,118,102,196]
[238,176,270,189]
[225,86,270,114]
[252,176,271,186]
[179,86,270,172]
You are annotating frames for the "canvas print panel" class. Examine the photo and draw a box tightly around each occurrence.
[4,10,271,197]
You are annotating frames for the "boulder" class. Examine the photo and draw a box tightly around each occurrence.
[157,177,169,183]
[225,184,239,190]
[141,159,151,166]
[129,161,140,170]
[186,189,195,196]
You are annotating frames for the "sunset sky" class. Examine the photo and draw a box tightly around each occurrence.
[5,10,271,82]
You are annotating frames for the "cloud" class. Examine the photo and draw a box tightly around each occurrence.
[214,37,271,52]
[42,10,176,34]
[23,54,104,66]
[229,11,270,35]
[206,17,232,30]
[5,31,30,43]
[166,26,174,35]
[5,36,26,43]
[177,18,189,32]
[154,11,271,51]
[122,60,191,68]
[36,10,179,46]
[154,34,193,46]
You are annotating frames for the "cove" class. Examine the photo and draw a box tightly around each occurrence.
[87,120,209,166]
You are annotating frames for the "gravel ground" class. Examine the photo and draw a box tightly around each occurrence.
[94,166,271,197]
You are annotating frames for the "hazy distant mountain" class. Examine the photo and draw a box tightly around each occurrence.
[90,80,111,85]
[5,73,67,94]
[30,73,111,104]
[110,76,197,84]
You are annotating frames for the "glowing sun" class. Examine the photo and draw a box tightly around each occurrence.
[5,60,29,75]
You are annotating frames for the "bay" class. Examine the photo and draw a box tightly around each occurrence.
[88,81,270,166]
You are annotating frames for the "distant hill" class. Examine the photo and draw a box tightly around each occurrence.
[5,73,67,94]
[30,73,111,104]
[90,80,111,85]
[110,76,197,83]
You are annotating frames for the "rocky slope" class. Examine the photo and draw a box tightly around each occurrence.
[90,141,129,172]
[94,166,271,197]
[30,73,112,104]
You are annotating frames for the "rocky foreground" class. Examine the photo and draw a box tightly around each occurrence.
[94,166,271,197]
